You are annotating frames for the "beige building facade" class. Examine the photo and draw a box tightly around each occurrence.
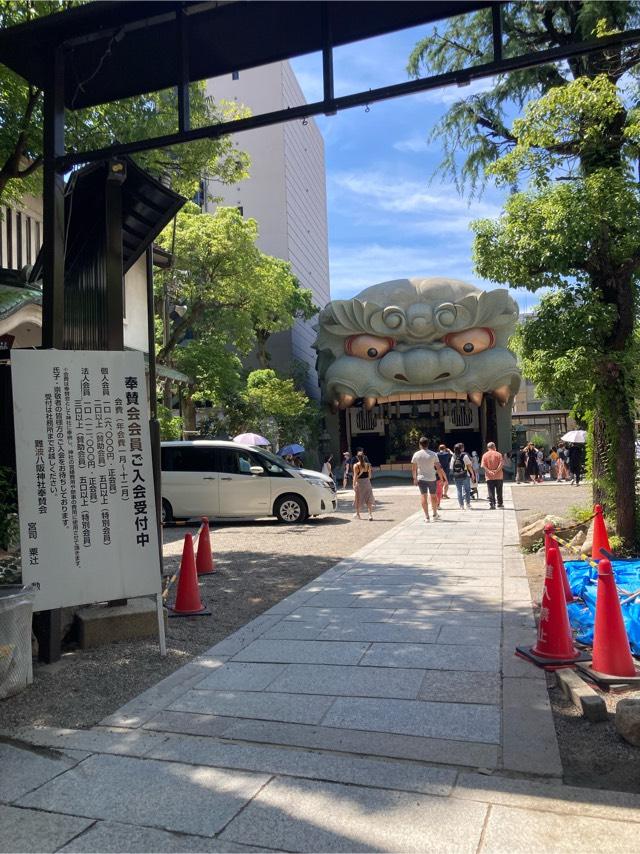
[205,61,330,398]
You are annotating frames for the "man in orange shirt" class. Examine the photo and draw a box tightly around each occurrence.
[480,442,504,509]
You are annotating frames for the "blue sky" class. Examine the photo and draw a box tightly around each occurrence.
[291,26,536,313]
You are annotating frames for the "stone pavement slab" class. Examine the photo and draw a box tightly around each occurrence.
[168,688,335,724]
[58,821,263,853]
[322,696,501,743]
[361,641,499,671]
[5,726,168,758]
[502,678,563,777]
[233,639,370,664]
[455,771,640,822]
[266,662,425,699]
[195,662,286,691]
[147,734,457,796]
[0,742,89,803]
[221,719,500,769]
[0,804,93,854]
[17,754,270,838]
[317,621,441,643]
[480,804,640,853]
[219,776,488,853]
[418,670,501,704]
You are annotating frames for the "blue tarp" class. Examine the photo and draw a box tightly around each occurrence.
[565,559,640,654]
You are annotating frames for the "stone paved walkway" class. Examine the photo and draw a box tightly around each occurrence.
[3,487,640,852]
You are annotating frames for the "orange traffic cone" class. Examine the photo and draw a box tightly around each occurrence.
[168,533,211,617]
[196,517,215,575]
[577,558,640,687]
[591,504,611,562]
[516,547,587,669]
[544,523,574,603]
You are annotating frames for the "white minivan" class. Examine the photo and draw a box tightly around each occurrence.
[161,440,337,524]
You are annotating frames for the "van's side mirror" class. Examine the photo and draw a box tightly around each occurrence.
[250,465,265,476]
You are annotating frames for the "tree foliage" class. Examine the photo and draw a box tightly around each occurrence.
[0,1,249,205]
[408,1,640,193]
[155,204,317,432]
[410,1,640,544]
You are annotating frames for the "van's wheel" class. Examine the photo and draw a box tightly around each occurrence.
[161,498,174,525]
[274,494,308,524]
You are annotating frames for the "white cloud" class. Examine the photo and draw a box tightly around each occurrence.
[330,170,502,220]
[328,242,484,300]
[413,76,497,106]
[392,135,432,153]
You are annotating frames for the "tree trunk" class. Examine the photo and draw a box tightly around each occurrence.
[591,411,607,507]
[163,378,172,409]
[182,390,197,436]
[594,270,637,547]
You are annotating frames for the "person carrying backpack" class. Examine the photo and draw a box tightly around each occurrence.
[450,442,475,510]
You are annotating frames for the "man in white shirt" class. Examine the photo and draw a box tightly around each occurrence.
[411,436,447,522]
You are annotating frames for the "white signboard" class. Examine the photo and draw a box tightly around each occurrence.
[12,350,161,612]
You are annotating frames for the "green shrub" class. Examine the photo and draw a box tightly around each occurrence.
[0,467,18,551]
[158,405,183,440]
[568,503,594,525]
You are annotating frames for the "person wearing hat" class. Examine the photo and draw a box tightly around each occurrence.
[342,450,352,489]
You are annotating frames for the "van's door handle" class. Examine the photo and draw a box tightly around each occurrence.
[203,477,217,480]
[221,477,232,481]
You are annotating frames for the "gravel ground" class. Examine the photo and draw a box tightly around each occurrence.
[511,481,640,794]
[0,482,419,731]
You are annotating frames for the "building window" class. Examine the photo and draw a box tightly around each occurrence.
[26,215,32,265]
[15,211,22,269]
[6,207,12,268]
[232,71,239,80]
[236,205,243,217]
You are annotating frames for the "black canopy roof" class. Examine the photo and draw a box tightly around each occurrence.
[0,1,492,109]
[30,157,185,283]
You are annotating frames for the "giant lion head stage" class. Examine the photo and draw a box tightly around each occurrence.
[314,277,521,410]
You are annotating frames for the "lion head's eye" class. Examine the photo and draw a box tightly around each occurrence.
[345,334,395,360]
[444,327,495,355]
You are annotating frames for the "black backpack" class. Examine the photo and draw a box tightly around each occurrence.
[452,453,467,479]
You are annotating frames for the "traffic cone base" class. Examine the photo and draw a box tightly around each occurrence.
[515,645,588,671]
[168,604,211,618]
[576,660,640,689]
[170,533,210,618]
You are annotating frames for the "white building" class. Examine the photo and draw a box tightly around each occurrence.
[205,61,330,398]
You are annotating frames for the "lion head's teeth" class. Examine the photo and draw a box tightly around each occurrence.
[467,391,483,407]
[338,393,355,409]
[363,396,377,411]
[492,385,511,406]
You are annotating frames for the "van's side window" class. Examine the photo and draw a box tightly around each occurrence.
[161,447,214,472]
[217,449,253,475]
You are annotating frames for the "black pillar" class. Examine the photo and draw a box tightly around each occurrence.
[36,45,66,662]
[146,245,163,577]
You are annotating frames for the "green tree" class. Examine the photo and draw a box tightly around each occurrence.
[244,369,320,450]
[0,1,249,205]
[410,2,640,545]
[251,258,318,369]
[155,205,312,432]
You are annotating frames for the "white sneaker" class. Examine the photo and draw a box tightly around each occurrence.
[433,512,440,520]
[466,504,472,510]
[424,516,431,523]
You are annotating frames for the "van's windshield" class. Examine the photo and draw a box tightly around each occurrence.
[254,448,295,474]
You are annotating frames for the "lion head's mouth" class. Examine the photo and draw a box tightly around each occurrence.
[330,386,513,411]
